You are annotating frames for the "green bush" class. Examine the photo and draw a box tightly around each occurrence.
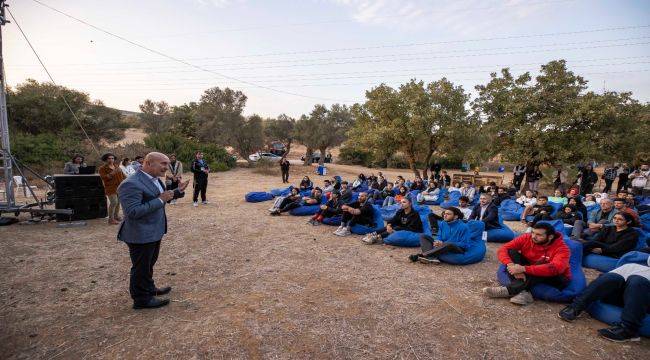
[10,132,66,166]
[338,146,372,166]
[144,133,235,171]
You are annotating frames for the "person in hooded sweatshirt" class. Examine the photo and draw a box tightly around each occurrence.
[362,197,423,244]
[559,255,650,342]
[408,206,472,264]
[482,222,571,306]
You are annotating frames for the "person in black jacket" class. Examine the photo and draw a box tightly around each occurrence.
[469,193,500,230]
[521,195,554,226]
[362,197,423,244]
[493,187,510,207]
[339,181,353,204]
[555,204,579,225]
[190,151,209,206]
[280,158,290,183]
[577,164,599,196]
[308,190,342,225]
[582,212,639,258]
[299,176,313,191]
[334,192,375,237]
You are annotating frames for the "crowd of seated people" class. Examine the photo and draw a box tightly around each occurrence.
[258,163,649,342]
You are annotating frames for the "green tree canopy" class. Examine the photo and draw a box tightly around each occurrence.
[295,104,353,165]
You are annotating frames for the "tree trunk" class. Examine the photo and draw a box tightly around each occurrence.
[421,137,437,179]
[281,138,293,161]
[318,147,327,166]
[406,151,421,178]
[303,147,313,166]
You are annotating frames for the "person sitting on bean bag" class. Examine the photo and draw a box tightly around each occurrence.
[555,204,579,226]
[482,222,571,306]
[271,188,322,216]
[571,198,617,241]
[468,193,500,230]
[352,173,367,190]
[516,190,537,207]
[362,197,423,244]
[408,207,470,264]
[410,177,425,191]
[460,181,476,203]
[521,195,554,227]
[548,189,568,206]
[493,187,511,207]
[308,190,342,226]
[269,187,301,215]
[385,185,408,207]
[416,181,440,204]
[582,212,639,258]
[340,181,353,204]
[558,256,650,342]
[375,182,395,203]
[299,176,313,191]
[457,196,473,220]
[334,192,374,237]
[322,179,334,193]
[613,198,640,228]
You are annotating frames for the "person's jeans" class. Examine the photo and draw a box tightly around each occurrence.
[603,179,614,193]
[107,194,121,220]
[281,170,289,183]
[571,273,650,334]
[505,249,568,295]
[193,180,207,202]
[419,234,464,257]
[127,240,161,305]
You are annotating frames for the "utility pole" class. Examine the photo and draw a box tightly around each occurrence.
[0,0,14,208]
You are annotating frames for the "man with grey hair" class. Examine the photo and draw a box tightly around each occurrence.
[118,152,189,309]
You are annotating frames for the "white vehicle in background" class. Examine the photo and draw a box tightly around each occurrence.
[248,152,283,162]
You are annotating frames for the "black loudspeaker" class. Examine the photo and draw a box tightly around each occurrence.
[54,174,105,199]
[54,175,108,221]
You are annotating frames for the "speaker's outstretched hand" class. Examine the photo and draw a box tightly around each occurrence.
[179,180,190,192]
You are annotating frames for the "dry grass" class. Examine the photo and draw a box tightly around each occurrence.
[0,163,647,359]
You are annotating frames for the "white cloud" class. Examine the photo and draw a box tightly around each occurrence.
[328,0,558,35]
[193,0,245,8]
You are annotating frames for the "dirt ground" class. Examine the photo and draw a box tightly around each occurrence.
[0,163,648,359]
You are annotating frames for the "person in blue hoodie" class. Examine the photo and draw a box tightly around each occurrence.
[409,206,471,264]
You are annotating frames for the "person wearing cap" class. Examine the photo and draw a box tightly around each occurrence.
[408,206,471,264]
[482,222,571,306]
[308,190,342,225]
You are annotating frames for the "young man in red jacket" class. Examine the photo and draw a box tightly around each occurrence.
[483,222,571,305]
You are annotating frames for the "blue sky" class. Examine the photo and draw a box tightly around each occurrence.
[5,0,650,118]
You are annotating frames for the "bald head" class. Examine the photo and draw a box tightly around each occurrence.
[143,152,170,177]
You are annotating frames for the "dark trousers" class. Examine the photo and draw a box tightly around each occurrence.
[281,170,289,183]
[513,175,525,191]
[279,201,301,213]
[572,273,650,334]
[427,213,443,236]
[193,179,207,202]
[603,179,614,193]
[341,212,371,228]
[580,183,595,197]
[127,240,161,305]
[419,234,464,258]
[616,175,628,193]
[316,208,339,218]
[506,249,568,295]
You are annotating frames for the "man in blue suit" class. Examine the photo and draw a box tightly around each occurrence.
[118,152,189,309]
[469,193,500,230]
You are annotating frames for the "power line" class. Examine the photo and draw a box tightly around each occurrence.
[29,0,354,103]
[6,8,100,156]
[8,24,650,67]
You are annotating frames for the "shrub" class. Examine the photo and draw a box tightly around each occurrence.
[338,146,372,166]
[144,133,235,171]
[386,153,410,169]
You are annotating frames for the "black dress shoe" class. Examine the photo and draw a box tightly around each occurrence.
[133,297,170,309]
[153,286,172,296]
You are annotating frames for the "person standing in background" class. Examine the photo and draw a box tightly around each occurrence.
[553,165,568,193]
[512,164,526,192]
[130,156,144,173]
[120,157,136,177]
[280,158,290,183]
[617,164,630,194]
[602,164,618,194]
[165,154,183,205]
[63,154,86,174]
[190,151,209,207]
[98,153,126,225]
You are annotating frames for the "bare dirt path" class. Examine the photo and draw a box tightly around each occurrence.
[0,165,647,359]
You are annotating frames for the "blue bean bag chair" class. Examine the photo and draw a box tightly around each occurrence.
[380,204,401,221]
[322,215,342,226]
[289,204,321,216]
[351,205,385,235]
[346,192,360,204]
[269,186,293,197]
[616,251,650,267]
[407,190,421,204]
[470,195,479,207]
[299,189,313,197]
[383,205,432,247]
[374,198,384,206]
[586,203,600,215]
[641,213,650,233]
[583,228,650,272]
[486,216,516,243]
[440,190,461,209]
[245,191,274,203]
[499,199,524,221]
[587,301,650,337]
[497,237,587,302]
[548,201,564,216]
[438,220,487,265]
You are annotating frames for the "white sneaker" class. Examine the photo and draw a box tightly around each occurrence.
[337,227,352,237]
[202,201,208,205]
[193,202,198,207]
[333,226,344,235]
[510,290,534,305]
[361,232,379,244]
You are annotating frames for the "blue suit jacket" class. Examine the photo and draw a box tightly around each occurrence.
[117,171,184,244]
[468,202,500,230]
